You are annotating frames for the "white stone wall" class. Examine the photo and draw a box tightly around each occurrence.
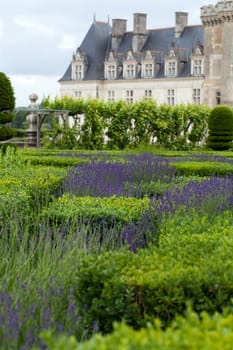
[60,77,204,105]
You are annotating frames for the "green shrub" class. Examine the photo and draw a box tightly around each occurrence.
[0,111,14,123]
[68,229,233,337]
[42,194,150,227]
[173,161,233,176]
[0,142,17,155]
[22,155,88,167]
[37,310,233,350]
[0,126,15,141]
[206,106,233,150]
[0,72,15,141]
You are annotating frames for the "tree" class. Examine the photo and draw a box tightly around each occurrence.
[206,105,233,150]
[0,72,15,141]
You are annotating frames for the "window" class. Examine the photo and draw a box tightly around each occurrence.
[107,65,116,79]
[193,60,203,77]
[75,91,82,98]
[216,91,221,105]
[193,89,201,104]
[126,90,134,102]
[145,90,152,99]
[167,89,175,105]
[75,65,83,80]
[126,64,135,79]
[168,62,176,77]
[145,64,153,78]
[108,91,115,101]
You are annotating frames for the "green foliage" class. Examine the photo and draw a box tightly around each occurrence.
[11,109,28,129]
[0,111,14,123]
[69,221,233,336]
[42,194,149,229]
[0,72,15,111]
[41,115,80,149]
[0,147,67,216]
[106,100,133,150]
[0,126,15,141]
[42,96,210,150]
[0,72,15,141]
[37,310,233,350]
[174,161,233,176]
[0,142,17,155]
[207,106,233,150]
[3,149,233,349]
[21,155,88,167]
[79,99,105,149]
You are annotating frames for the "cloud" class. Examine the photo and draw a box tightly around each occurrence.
[9,74,60,107]
[58,34,76,50]
[13,15,55,36]
[0,18,3,38]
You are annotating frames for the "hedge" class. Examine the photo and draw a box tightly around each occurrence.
[37,310,233,350]
[68,225,233,336]
[22,155,88,167]
[173,161,233,176]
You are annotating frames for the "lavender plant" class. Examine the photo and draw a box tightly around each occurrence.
[62,154,176,198]
[154,175,233,219]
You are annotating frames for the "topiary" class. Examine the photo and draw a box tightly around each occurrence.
[0,72,16,141]
[206,105,233,150]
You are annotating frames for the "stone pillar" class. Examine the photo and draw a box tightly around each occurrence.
[26,93,39,147]
[201,1,233,106]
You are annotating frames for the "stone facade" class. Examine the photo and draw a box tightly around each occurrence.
[59,1,233,107]
[201,1,233,106]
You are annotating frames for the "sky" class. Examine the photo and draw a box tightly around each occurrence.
[1,0,213,107]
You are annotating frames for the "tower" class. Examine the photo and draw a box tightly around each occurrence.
[201,1,233,106]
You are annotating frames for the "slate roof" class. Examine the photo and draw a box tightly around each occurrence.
[60,20,204,81]
[60,21,111,81]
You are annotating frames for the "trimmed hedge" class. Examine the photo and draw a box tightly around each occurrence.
[42,194,150,227]
[22,155,88,167]
[207,106,233,150]
[38,310,233,350]
[173,161,233,176]
[0,72,15,141]
[0,165,67,215]
[0,112,14,124]
[68,226,233,336]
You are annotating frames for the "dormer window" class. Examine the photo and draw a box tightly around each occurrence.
[106,64,116,79]
[104,51,117,80]
[141,50,154,79]
[192,59,204,77]
[123,50,137,79]
[165,59,178,77]
[72,48,87,80]
[168,61,176,77]
[75,65,83,80]
[165,44,178,78]
[191,43,204,77]
[145,64,153,78]
[126,64,135,78]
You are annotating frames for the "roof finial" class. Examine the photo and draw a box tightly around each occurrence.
[93,13,96,23]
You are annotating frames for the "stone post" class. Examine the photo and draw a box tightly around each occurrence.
[26,93,39,147]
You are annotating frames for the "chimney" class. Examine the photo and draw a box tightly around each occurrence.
[111,19,127,50]
[132,13,147,52]
[175,12,188,38]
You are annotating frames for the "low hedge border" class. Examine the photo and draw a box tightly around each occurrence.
[38,310,233,350]
[174,161,233,176]
[69,225,233,336]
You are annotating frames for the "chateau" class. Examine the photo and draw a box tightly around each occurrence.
[59,1,233,107]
